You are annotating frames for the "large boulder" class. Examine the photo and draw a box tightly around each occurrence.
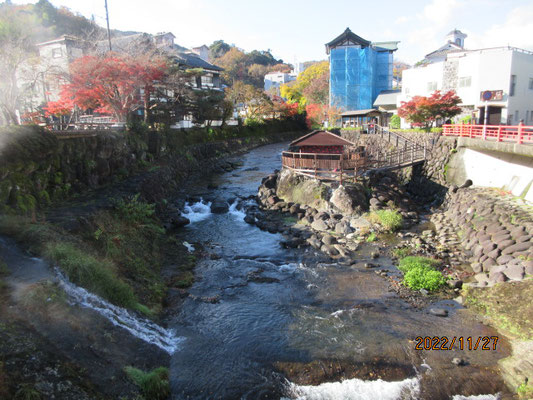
[330,184,368,215]
[276,169,330,210]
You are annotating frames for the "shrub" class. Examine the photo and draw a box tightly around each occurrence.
[124,366,170,400]
[45,242,137,308]
[368,210,403,232]
[389,115,401,129]
[398,256,445,291]
[398,256,440,273]
[392,247,412,259]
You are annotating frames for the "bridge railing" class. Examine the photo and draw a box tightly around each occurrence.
[442,123,533,144]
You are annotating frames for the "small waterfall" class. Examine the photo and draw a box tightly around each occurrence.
[284,376,420,400]
[182,199,212,223]
[228,198,247,220]
[452,395,500,400]
[56,270,182,354]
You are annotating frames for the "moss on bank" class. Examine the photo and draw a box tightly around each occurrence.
[124,366,170,400]
[464,280,533,341]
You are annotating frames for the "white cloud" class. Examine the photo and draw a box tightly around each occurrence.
[418,0,461,27]
[467,4,533,50]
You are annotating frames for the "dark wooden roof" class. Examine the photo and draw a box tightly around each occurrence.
[325,28,371,54]
[340,109,382,117]
[290,130,355,147]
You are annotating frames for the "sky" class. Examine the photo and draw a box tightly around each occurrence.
[12,0,533,65]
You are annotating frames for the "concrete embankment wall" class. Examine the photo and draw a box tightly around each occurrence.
[0,122,305,215]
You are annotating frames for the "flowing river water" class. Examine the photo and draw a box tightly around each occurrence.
[0,142,511,400]
[169,142,509,399]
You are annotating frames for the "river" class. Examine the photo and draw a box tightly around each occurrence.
[169,142,509,399]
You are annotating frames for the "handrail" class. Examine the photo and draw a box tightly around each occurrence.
[442,123,533,145]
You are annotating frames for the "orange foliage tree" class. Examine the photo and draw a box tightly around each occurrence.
[45,53,166,122]
[398,90,462,130]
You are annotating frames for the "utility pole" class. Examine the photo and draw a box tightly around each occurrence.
[105,0,112,51]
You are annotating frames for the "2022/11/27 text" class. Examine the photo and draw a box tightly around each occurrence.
[414,336,499,351]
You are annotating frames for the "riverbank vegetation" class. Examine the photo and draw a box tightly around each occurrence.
[124,366,170,400]
[367,210,403,232]
[397,256,446,291]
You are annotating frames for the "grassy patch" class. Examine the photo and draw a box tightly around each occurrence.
[367,210,403,232]
[392,247,412,259]
[398,256,445,291]
[45,242,138,309]
[14,384,42,400]
[124,366,170,400]
[365,232,377,242]
[517,382,533,399]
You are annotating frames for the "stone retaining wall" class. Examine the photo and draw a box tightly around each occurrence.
[431,187,533,286]
[0,125,304,215]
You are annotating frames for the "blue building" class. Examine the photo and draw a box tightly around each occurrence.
[326,28,398,112]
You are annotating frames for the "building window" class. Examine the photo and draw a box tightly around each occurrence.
[201,75,213,86]
[510,75,516,96]
[52,48,62,58]
[527,111,530,123]
[531,110,533,122]
[427,81,437,92]
[458,76,471,87]
[529,78,533,90]
[515,110,519,123]
[404,87,410,94]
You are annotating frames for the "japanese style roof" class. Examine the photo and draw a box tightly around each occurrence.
[174,52,223,71]
[325,28,371,54]
[290,131,355,147]
[340,109,381,117]
[373,90,401,108]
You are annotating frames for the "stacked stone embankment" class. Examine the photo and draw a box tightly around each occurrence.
[431,187,533,286]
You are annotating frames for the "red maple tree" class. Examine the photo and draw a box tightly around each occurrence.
[398,90,462,130]
[45,53,166,121]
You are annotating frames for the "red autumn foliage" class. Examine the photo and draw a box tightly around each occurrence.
[305,103,324,128]
[398,90,462,130]
[45,53,166,121]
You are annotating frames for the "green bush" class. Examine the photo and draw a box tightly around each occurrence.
[398,256,445,291]
[389,115,401,129]
[124,366,170,400]
[45,242,137,308]
[366,232,377,242]
[368,210,403,232]
[113,194,156,224]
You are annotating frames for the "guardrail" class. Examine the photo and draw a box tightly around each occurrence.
[442,123,533,144]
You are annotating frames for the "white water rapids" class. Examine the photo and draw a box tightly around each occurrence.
[56,270,182,354]
[284,376,421,400]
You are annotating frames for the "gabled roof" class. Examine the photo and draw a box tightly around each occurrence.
[423,42,464,63]
[290,130,355,147]
[174,52,223,71]
[325,28,371,54]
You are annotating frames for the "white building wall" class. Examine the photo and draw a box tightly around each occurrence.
[264,72,296,92]
[398,47,533,127]
[508,51,533,125]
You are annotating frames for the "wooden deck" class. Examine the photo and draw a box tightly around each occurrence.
[281,126,427,183]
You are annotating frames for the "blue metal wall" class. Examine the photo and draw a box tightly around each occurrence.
[330,47,392,111]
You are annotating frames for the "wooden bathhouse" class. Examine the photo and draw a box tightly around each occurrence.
[282,130,365,184]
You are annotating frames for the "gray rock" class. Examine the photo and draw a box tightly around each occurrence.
[488,271,507,284]
[497,254,514,264]
[311,219,329,232]
[330,184,368,215]
[502,241,531,255]
[452,358,465,366]
[471,263,483,273]
[322,234,337,246]
[321,244,339,257]
[504,265,525,281]
[429,308,448,317]
[211,201,230,213]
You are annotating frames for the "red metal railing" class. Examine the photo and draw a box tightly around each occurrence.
[442,123,533,144]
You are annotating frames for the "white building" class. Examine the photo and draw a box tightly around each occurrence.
[398,31,533,126]
[264,71,297,92]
